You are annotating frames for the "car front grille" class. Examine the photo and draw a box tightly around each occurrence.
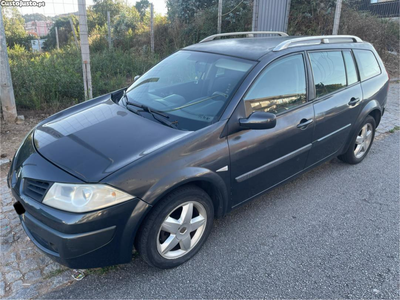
[23,179,51,202]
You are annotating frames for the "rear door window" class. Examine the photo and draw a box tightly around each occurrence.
[343,51,358,85]
[354,50,381,81]
[309,51,347,98]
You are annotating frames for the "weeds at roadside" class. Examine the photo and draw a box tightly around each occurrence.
[389,126,400,133]
[84,265,120,276]
[43,268,66,279]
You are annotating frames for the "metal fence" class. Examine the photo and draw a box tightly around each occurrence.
[353,0,400,18]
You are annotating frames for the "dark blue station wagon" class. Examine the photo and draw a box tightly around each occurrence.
[9,33,389,269]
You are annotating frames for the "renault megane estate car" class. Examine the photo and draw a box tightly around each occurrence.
[8,32,389,269]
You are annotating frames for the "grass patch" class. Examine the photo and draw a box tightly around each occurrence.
[43,268,66,279]
[85,265,120,276]
[389,126,400,133]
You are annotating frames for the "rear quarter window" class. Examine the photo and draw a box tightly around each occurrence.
[354,50,381,81]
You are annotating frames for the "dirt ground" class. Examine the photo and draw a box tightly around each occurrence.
[0,111,50,176]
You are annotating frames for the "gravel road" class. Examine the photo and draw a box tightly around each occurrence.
[42,132,400,299]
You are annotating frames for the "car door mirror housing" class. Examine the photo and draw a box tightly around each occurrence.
[134,75,141,82]
[239,112,277,130]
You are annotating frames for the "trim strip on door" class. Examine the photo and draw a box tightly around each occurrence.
[235,144,312,183]
[316,123,351,142]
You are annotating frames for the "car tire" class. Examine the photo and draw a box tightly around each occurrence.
[135,185,214,269]
[338,115,376,164]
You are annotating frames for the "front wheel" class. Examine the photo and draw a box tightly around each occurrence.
[338,115,376,164]
[135,185,214,269]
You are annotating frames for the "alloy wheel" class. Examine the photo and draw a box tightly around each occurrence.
[354,123,373,159]
[157,201,207,259]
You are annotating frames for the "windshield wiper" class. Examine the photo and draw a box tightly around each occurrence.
[151,114,179,129]
[122,91,178,129]
[123,91,169,118]
[125,105,142,116]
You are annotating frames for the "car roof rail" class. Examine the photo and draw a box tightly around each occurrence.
[199,31,289,43]
[273,35,363,51]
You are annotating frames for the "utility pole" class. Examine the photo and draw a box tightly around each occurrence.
[252,0,258,31]
[217,0,222,34]
[150,3,154,53]
[284,0,291,33]
[107,11,112,50]
[37,35,41,53]
[0,10,18,123]
[69,17,79,48]
[332,0,343,35]
[55,26,60,50]
[77,0,93,100]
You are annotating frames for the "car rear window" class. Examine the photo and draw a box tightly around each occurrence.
[309,51,347,98]
[354,50,381,81]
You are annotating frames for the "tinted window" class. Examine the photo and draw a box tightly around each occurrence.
[343,51,358,85]
[309,51,346,97]
[354,50,381,81]
[244,54,307,116]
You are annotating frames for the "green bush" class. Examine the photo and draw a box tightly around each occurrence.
[8,46,159,110]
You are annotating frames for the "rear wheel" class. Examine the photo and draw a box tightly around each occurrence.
[136,185,214,269]
[338,116,376,164]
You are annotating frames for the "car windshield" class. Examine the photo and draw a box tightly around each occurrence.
[120,51,255,131]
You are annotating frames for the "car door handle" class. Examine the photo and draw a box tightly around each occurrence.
[297,118,313,129]
[348,97,361,106]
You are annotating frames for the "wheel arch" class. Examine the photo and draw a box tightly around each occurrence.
[342,100,382,155]
[368,108,382,128]
[141,167,230,219]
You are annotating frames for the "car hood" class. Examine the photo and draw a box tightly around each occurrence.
[34,99,190,182]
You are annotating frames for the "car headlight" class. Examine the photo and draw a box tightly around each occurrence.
[42,183,133,213]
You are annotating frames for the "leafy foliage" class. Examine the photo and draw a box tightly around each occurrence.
[135,0,150,20]
[2,8,31,50]
[42,16,79,51]
[4,0,399,111]
[8,47,158,110]
[22,13,50,22]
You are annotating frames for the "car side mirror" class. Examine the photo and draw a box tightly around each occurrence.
[239,111,277,130]
[134,75,141,82]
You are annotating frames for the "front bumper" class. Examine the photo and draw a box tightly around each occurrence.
[13,190,150,269]
[8,131,151,269]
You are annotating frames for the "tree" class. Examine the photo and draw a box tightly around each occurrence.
[2,7,31,49]
[288,0,337,35]
[166,0,215,23]
[113,6,141,48]
[91,0,126,28]
[42,16,79,50]
[135,0,150,20]
[23,13,50,22]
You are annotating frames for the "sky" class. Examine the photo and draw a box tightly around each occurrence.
[17,0,168,17]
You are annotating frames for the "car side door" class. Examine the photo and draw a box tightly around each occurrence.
[227,53,315,207]
[305,49,363,167]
